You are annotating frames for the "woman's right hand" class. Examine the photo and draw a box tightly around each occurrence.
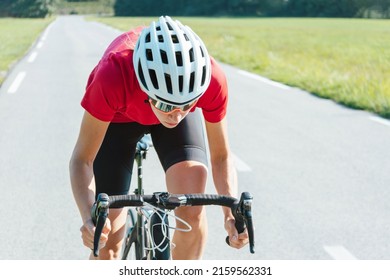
[80,218,111,251]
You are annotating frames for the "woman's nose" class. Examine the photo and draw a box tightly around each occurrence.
[169,110,183,122]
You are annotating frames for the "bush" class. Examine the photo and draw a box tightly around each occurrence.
[0,0,54,18]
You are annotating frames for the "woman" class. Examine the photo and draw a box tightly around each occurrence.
[69,16,248,260]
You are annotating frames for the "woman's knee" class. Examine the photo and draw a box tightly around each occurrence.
[176,205,206,228]
[166,161,208,193]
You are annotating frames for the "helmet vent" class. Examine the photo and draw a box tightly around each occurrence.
[175,51,183,66]
[201,66,206,86]
[138,61,148,90]
[189,48,194,62]
[160,50,168,64]
[149,69,158,89]
[158,35,164,43]
[171,35,179,43]
[165,74,173,94]
[184,34,189,41]
[146,49,153,61]
[200,46,205,58]
[166,22,173,31]
[179,76,183,92]
[145,33,151,43]
[189,72,195,93]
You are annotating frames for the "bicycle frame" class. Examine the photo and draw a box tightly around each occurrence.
[122,142,149,259]
[122,136,171,260]
[134,145,147,259]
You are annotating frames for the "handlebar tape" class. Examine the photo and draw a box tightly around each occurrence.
[184,194,236,207]
[108,194,149,208]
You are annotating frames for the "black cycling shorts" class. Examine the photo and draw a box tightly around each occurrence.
[93,111,207,196]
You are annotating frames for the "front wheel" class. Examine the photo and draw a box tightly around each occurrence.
[149,211,171,260]
[121,208,142,260]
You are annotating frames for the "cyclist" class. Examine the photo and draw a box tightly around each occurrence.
[69,16,249,260]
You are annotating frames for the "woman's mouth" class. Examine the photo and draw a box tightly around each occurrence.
[164,121,179,127]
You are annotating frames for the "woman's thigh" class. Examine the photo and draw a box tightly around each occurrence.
[151,110,208,173]
[93,122,149,196]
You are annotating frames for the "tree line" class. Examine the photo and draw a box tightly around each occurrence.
[114,0,390,18]
[0,0,55,18]
[1,0,389,18]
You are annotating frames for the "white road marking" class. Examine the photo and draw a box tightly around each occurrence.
[7,72,26,94]
[369,116,390,127]
[37,41,44,49]
[28,51,38,63]
[324,245,358,260]
[238,70,291,90]
[41,24,52,41]
[232,153,252,172]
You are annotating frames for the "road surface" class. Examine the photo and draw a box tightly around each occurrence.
[0,16,389,260]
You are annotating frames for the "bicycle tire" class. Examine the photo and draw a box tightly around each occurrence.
[121,208,142,260]
[149,210,171,260]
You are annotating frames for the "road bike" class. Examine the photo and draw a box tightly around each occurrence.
[92,134,255,259]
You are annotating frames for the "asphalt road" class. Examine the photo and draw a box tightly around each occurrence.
[0,16,389,260]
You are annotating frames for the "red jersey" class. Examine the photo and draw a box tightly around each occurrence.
[81,27,228,124]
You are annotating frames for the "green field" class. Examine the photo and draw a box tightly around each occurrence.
[0,17,53,84]
[1,16,389,118]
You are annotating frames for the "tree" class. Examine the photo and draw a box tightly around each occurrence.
[111,0,389,18]
[374,0,390,16]
[284,0,364,17]
[1,0,55,18]
[0,0,14,17]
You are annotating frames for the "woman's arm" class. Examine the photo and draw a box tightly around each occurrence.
[69,111,111,249]
[205,117,237,198]
[205,117,248,249]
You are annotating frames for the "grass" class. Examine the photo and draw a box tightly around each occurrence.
[90,17,390,118]
[0,17,54,84]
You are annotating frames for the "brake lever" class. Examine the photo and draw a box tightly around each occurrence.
[242,193,255,254]
[226,192,255,254]
[91,193,109,257]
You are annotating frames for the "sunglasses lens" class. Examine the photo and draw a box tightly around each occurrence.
[149,99,197,113]
[157,102,174,112]
[182,103,193,111]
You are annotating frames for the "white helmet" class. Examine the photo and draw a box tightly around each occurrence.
[133,16,211,106]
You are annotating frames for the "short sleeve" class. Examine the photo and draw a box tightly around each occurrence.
[198,59,228,123]
[81,59,123,122]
